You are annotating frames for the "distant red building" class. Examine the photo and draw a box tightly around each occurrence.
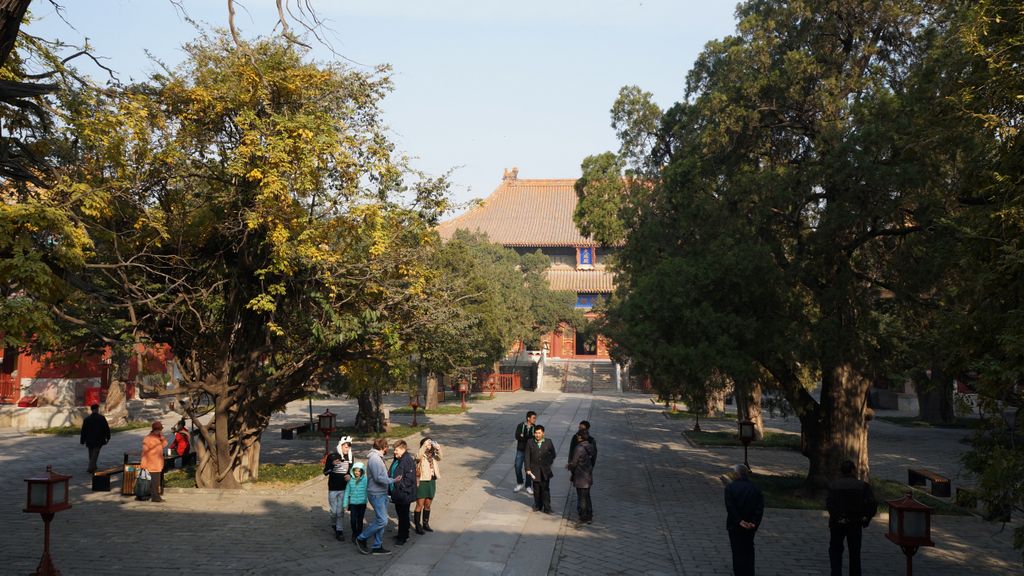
[437,170,621,392]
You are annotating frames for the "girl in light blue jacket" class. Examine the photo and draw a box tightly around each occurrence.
[342,462,368,542]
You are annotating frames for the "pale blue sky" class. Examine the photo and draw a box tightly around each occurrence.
[29,1,739,207]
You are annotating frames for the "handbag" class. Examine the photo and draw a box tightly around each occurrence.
[135,468,152,500]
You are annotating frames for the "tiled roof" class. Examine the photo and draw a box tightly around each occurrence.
[437,178,596,247]
[545,268,615,293]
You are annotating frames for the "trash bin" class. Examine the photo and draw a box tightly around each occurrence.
[84,387,102,407]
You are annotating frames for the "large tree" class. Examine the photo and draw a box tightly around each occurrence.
[47,32,450,488]
[579,0,959,487]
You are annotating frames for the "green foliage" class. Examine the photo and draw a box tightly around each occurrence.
[414,230,579,375]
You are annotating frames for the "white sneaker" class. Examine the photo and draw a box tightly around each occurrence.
[526,487,534,495]
[514,483,524,493]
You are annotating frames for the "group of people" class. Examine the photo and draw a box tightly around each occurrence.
[512,410,598,527]
[81,405,191,504]
[324,435,443,556]
[723,460,877,576]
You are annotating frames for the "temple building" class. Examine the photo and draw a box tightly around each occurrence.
[437,168,623,392]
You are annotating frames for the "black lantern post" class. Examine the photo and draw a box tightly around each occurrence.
[318,409,336,456]
[24,465,72,576]
[885,493,935,576]
[738,419,756,470]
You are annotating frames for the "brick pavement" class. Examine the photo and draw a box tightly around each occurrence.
[2,393,1022,575]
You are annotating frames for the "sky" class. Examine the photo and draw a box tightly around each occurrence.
[28,1,739,209]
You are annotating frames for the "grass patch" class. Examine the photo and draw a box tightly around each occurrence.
[163,462,322,489]
[30,420,152,436]
[391,405,469,415]
[663,410,733,421]
[875,415,979,429]
[684,430,801,450]
[753,473,969,515]
[254,463,322,485]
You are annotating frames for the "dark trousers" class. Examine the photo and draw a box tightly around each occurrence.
[576,487,592,521]
[728,527,756,576]
[350,503,367,536]
[395,500,412,539]
[149,472,163,502]
[829,522,863,576]
[87,446,102,473]
[532,478,551,511]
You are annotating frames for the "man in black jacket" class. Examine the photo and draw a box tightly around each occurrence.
[524,424,556,513]
[514,411,537,494]
[724,464,764,576]
[826,460,877,576]
[80,404,111,473]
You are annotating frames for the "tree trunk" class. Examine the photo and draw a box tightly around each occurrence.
[193,393,244,489]
[103,379,129,427]
[735,380,764,441]
[425,373,439,410]
[0,0,32,70]
[354,389,386,433]
[800,363,872,490]
[916,369,956,425]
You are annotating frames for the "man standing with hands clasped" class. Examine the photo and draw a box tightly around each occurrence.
[524,424,556,513]
[724,463,763,576]
[826,460,877,576]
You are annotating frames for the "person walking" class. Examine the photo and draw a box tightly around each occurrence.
[355,438,402,556]
[343,462,368,544]
[514,411,537,495]
[388,439,417,546]
[827,460,878,576]
[414,436,442,535]
[140,421,168,503]
[724,463,764,576]
[567,429,595,526]
[170,419,190,461]
[524,424,556,513]
[80,404,111,474]
[323,436,354,541]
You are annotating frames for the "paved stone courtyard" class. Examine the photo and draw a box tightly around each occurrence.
[1,392,1022,575]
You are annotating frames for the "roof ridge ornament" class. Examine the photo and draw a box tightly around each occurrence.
[502,166,519,181]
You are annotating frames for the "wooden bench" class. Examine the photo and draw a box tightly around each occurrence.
[908,468,951,497]
[91,466,124,491]
[281,423,310,439]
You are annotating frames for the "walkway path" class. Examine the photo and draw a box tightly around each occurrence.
[1,393,1021,575]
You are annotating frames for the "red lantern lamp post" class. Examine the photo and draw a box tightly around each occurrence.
[409,393,420,427]
[318,409,336,456]
[885,493,935,576]
[24,465,72,576]
[458,378,469,409]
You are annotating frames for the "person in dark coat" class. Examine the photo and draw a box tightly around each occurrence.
[388,440,418,546]
[826,460,877,576]
[568,430,595,526]
[524,424,556,513]
[80,404,111,473]
[567,420,598,467]
[724,464,764,576]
